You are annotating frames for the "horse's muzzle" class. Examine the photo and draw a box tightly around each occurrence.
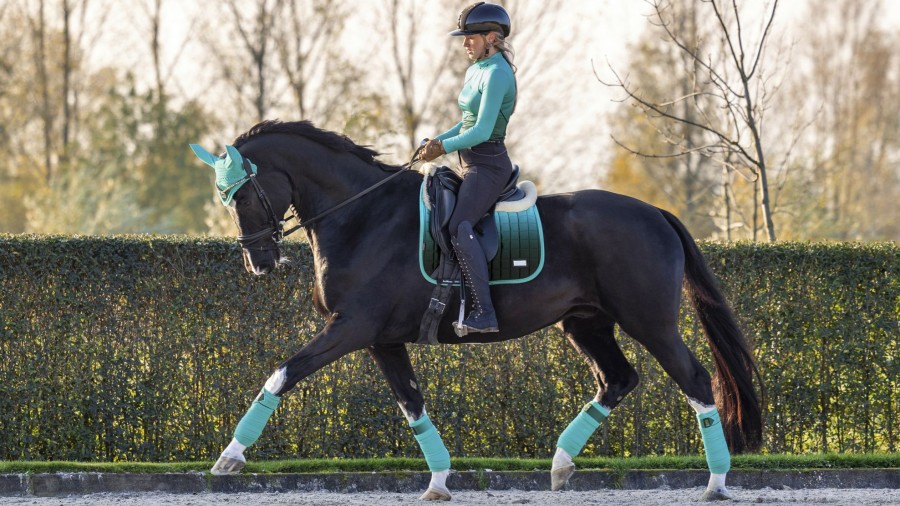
[242,246,281,276]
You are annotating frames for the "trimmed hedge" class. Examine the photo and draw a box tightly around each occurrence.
[0,235,896,462]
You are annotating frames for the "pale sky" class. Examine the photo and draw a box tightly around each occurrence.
[85,1,651,191]
[85,1,900,192]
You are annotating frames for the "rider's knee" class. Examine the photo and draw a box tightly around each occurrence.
[450,220,474,240]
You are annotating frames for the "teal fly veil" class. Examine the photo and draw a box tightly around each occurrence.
[189,144,258,205]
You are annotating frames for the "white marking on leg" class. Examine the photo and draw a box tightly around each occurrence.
[704,472,730,499]
[687,396,716,414]
[551,447,573,471]
[264,367,287,394]
[688,396,730,498]
[221,438,247,461]
[398,403,427,424]
[708,472,726,490]
[591,396,613,412]
[429,469,450,494]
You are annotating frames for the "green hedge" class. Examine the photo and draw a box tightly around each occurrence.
[0,236,896,462]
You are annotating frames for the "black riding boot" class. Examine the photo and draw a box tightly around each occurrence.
[452,221,499,333]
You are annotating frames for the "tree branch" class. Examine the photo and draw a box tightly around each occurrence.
[749,0,779,79]
[651,0,741,97]
[596,60,760,167]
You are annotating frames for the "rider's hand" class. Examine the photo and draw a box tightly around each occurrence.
[420,139,445,162]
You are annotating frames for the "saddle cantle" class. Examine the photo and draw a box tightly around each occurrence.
[418,163,544,285]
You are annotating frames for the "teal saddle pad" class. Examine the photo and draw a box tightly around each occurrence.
[418,181,545,285]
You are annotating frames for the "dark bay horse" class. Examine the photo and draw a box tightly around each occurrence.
[190,120,762,501]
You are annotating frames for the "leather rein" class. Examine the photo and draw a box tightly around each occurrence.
[236,146,424,248]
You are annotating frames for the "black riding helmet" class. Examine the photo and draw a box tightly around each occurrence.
[449,2,511,37]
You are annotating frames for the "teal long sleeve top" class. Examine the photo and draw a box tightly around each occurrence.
[434,52,516,154]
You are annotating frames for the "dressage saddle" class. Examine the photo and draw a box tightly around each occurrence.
[426,164,526,261]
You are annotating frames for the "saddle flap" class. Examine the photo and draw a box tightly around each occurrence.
[427,167,462,257]
[475,214,499,261]
[427,165,499,261]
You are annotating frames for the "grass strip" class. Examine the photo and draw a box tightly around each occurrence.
[0,453,896,475]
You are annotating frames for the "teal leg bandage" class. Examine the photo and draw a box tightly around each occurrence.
[410,414,451,472]
[697,409,731,474]
[234,388,281,447]
[557,401,610,457]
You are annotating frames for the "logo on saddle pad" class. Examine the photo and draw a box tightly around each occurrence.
[418,165,545,285]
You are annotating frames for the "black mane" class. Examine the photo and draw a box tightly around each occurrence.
[232,120,384,166]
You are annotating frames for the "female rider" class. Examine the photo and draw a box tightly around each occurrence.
[420,2,516,334]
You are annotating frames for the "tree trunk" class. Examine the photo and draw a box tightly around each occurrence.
[35,0,53,184]
[742,77,777,241]
[61,0,72,163]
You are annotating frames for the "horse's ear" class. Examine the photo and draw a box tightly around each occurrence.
[224,145,243,167]
[189,144,219,167]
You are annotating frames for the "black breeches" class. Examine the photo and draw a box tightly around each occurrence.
[448,142,513,236]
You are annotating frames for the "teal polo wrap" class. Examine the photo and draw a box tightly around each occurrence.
[233,388,281,447]
[409,414,451,472]
[557,401,609,457]
[697,409,731,474]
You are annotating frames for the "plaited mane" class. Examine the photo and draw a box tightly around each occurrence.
[232,120,383,166]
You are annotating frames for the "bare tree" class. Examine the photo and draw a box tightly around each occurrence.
[145,0,167,99]
[378,0,580,178]
[200,0,281,123]
[0,3,16,145]
[602,2,724,238]
[797,0,900,240]
[599,0,781,241]
[61,0,72,156]
[499,0,577,179]
[26,0,109,183]
[382,0,458,151]
[275,0,370,130]
[203,0,375,134]
[32,0,54,183]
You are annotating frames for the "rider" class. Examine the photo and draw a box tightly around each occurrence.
[420,2,517,334]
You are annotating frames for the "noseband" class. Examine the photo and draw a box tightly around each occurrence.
[235,146,425,250]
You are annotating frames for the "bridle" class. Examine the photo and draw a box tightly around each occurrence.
[233,158,288,249]
[235,146,425,249]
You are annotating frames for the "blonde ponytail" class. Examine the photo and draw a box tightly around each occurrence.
[493,33,517,73]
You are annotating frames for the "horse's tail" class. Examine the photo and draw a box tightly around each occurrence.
[659,208,763,453]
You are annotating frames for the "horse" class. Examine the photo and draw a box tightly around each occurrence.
[189,119,762,502]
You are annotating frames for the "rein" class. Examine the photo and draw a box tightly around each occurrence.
[237,146,424,248]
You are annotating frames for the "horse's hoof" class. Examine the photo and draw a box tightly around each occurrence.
[419,486,452,501]
[210,455,245,475]
[550,464,575,491]
[700,487,732,501]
